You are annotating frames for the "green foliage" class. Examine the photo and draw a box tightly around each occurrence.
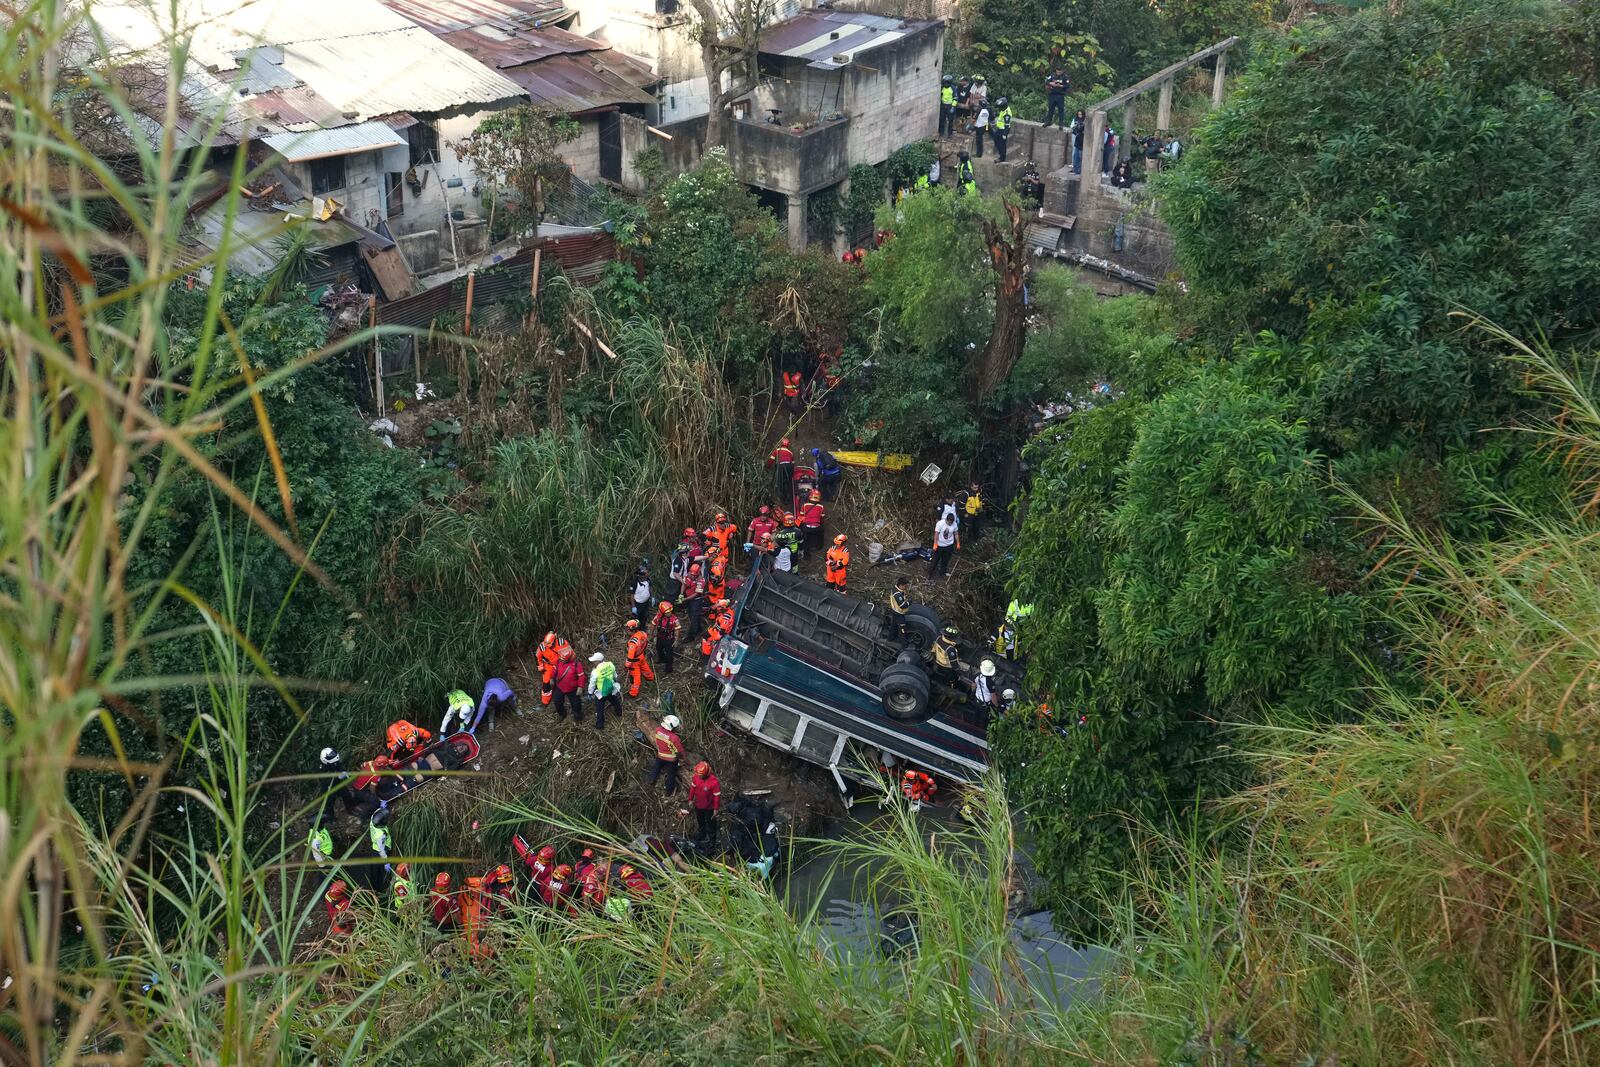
[1163,0,1600,446]
[1001,0,1600,934]
[840,162,886,238]
[884,140,938,187]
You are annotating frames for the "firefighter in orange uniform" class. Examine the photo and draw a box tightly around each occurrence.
[701,597,735,657]
[535,631,571,706]
[384,719,433,761]
[901,769,938,807]
[824,534,850,593]
[703,513,738,559]
[624,619,655,697]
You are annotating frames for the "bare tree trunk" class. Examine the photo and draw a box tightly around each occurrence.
[971,197,1030,405]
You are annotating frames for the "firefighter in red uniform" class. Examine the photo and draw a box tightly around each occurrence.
[799,490,826,553]
[624,619,655,697]
[483,864,515,915]
[384,719,433,761]
[768,438,795,500]
[781,369,804,412]
[579,862,609,912]
[618,863,654,900]
[430,872,460,929]
[522,843,557,902]
[324,879,355,936]
[648,714,684,794]
[652,601,680,673]
[748,505,776,547]
[545,864,579,914]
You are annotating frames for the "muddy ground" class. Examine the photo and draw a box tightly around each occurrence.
[322,416,1008,869]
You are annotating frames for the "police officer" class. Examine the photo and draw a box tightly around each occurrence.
[991,96,1014,162]
[939,74,955,136]
[956,150,976,195]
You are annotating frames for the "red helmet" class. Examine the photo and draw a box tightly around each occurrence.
[902,770,917,781]
[327,879,349,899]
[394,862,410,878]
[682,527,696,537]
[537,845,556,862]
[715,512,727,522]
[492,864,513,884]
[694,761,711,778]
[759,505,771,515]
[580,848,595,860]
[625,619,639,630]
[809,490,822,502]
[434,872,452,888]
[780,437,790,446]
[834,534,847,545]
[543,631,557,644]
[552,864,573,879]
[782,513,795,526]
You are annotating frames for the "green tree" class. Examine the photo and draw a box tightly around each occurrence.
[453,104,580,234]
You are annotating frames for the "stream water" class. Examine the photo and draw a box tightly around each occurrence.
[777,805,1106,1012]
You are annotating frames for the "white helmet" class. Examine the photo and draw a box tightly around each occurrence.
[662,714,681,731]
[320,747,340,766]
[1001,689,1016,702]
[979,659,996,678]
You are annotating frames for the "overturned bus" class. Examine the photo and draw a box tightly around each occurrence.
[705,568,1022,793]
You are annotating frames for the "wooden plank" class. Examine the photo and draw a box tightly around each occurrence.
[360,244,414,301]
[463,270,476,337]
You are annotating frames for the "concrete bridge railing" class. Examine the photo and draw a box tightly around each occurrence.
[1081,36,1239,171]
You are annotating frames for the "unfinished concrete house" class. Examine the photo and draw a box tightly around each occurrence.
[727,9,943,248]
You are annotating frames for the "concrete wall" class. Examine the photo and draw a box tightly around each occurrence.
[841,24,942,165]
[387,102,521,245]
[285,144,400,231]
[727,115,849,194]
[1043,166,1177,281]
[566,116,604,184]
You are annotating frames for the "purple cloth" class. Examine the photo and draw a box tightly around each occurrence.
[474,677,514,730]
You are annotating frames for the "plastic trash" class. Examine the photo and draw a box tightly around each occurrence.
[868,542,884,563]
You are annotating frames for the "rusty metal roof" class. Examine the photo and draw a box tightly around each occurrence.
[757,9,940,71]
[432,23,657,110]
[381,0,571,34]
[497,52,656,112]
[440,23,598,66]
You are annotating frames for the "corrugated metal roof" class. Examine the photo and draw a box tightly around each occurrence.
[263,120,406,161]
[758,10,939,70]
[382,0,570,34]
[484,51,655,110]
[284,26,524,116]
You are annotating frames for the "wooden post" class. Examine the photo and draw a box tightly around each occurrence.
[1157,78,1173,132]
[463,270,476,337]
[371,297,384,413]
[1212,50,1228,107]
[530,246,543,302]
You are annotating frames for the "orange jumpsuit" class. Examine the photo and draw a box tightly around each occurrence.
[536,635,571,705]
[701,605,736,656]
[824,544,850,593]
[626,629,655,696]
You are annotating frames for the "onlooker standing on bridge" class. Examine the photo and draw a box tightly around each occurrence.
[1044,67,1069,129]
[1101,124,1117,174]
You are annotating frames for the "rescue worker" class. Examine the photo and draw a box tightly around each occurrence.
[536,630,571,707]
[628,564,653,623]
[574,847,599,887]
[391,862,416,910]
[932,626,962,684]
[652,600,680,673]
[475,676,515,732]
[995,618,1018,661]
[648,714,684,795]
[625,618,655,697]
[587,651,621,729]
[484,864,516,915]
[889,576,912,638]
[781,369,804,413]
[617,863,654,900]
[545,863,579,914]
[799,490,826,554]
[385,719,432,762]
[351,753,397,808]
[774,512,801,565]
[689,761,722,844]
[999,688,1018,714]
[318,747,362,817]
[748,505,776,549]
[991,95,1013,161]
[705,554,728,604]
[704,513,739,559]
[368,809,392,863]
[961,482,985,543]
[773,529,793,573]
[901,769,938,808]
[670,527,701,598]
[682,561,707,640]
[550,646,586,721]
[701,598,734,657]
[522,843,557,902]
[768,437,796,500]
[439,688,475,736]
[812,447,842,501]
[1005,598,1035,653]
[956,150,976,195]
[972,658,999,710]
[939,73,956,136]
[430,872,460,929]
[825,534,850,594]
[324,879,354,936]
[579,861,609,912]
[307,820,334,866]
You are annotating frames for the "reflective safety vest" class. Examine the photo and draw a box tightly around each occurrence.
[826,546,850,575]
[782,371,802,398]
[1006,599,1035,624]
[392,873,415,908]
[994,106,1013,132]
[890,588,911,615]
[941,85,954,106]
[933,638,959,668]
[958,160,975,192]
[307,825,332,857]
[653,726,683,761]
[914,173,929,190]
[963,491,982,517]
